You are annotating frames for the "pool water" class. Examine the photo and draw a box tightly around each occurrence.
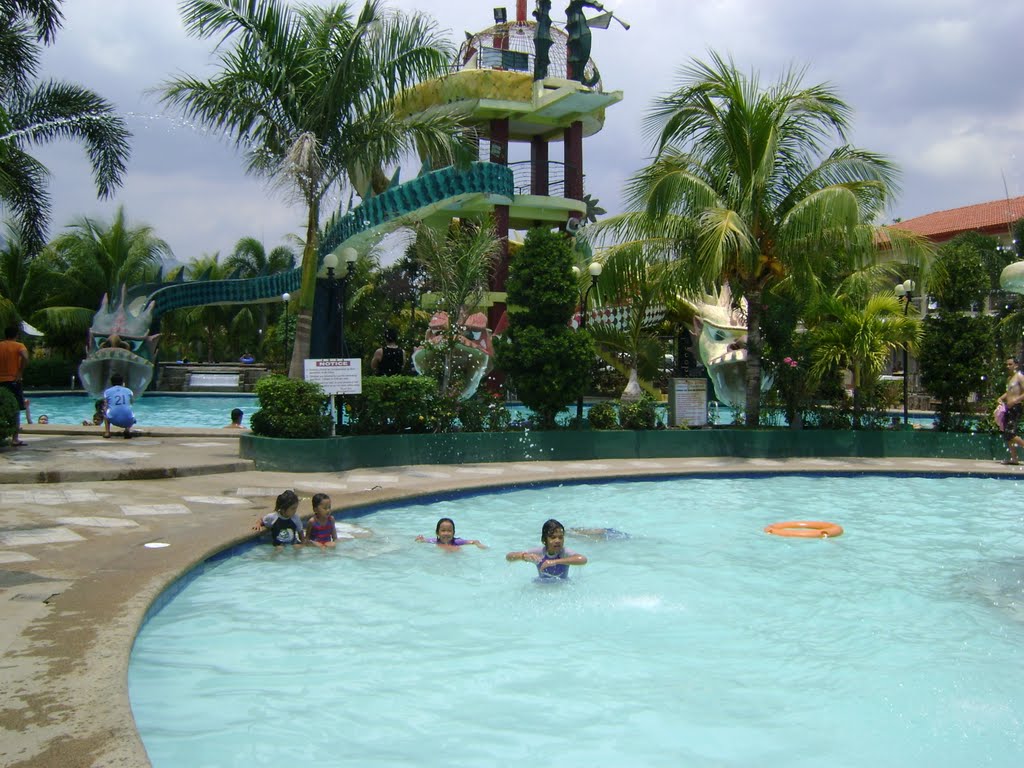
[129,476,1024,767]
[27,393,256,428]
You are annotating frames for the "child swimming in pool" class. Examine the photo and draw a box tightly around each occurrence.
[568,527,630,540]
[252,490,303,547]
[415,517,486,550]
[304,493,337,549]
[506,518,587,579]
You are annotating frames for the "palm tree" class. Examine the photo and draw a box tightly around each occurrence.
[808,291,921,427]
[161,0,468,377]
[224,235,296,335]
[49,206,171,306]
[584,246,669,401]
[161,256,252,362]
[1,0,130,251]
[597,52,931,425]
[412,220,501,396]
[0,220,49,318]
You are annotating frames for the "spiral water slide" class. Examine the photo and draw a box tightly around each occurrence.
[146,162,514,317]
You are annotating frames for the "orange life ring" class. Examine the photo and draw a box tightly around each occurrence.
[764,520,843,539]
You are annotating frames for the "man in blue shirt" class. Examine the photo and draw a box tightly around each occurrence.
[103,373,136,439]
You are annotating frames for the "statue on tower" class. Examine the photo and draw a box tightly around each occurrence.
[565,0,605,86]
[533,0,553,81]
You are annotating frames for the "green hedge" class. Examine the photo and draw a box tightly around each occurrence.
[23,358,80,389]
[0,387,18,442]
[250,375,334,438]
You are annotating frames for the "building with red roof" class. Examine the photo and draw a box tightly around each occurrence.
[889,195,1024,244]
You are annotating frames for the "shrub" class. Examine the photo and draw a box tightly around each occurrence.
[24,357,80,389]
[250,375,333,438]
[0,387,17,442]
[618,397,659,430]
[587,401,618,430]
[346,376,442,435]
[495,228,592,428]
[456,390,511,432]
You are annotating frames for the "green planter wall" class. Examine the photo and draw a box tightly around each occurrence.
[240,429,1007,473]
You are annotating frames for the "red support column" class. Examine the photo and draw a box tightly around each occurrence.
[531,136,549,197]
[488,118,510,334]
[564,120,584,205]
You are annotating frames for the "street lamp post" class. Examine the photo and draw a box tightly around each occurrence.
[324,247,358,358]
[575,261,603,426]
[281,292,290,367]
[894,279,916,427]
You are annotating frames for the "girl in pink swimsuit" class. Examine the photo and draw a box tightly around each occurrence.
[304,493,337,549]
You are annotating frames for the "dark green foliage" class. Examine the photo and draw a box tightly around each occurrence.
[251,375,333,438]
[23,357,79,388]
[618,397,659,430]
[587,401,618,429]
[495,228,593,429]
[346,376,443,435]
[503,228,578,330]
[455,391,511,432]
[919,314,996,430]
[497,326,593,428]
[933,242,988,312]
[0,387,17,442]
[946,231,1011,292]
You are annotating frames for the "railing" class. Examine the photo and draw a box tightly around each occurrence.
[505,160,584,197]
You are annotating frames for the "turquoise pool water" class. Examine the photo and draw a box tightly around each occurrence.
[130,475,1024,766]
[27,393,256,428]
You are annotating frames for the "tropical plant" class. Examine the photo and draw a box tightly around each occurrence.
[48,206,171,303]
[808,291,921,427]
[596,51,932,426]
[0,220,49,318]
[495,227,593,428]
[161,0,469,378]
[584,245,667,401]
[224,235,296,335]
[413,219,501,396]
[0,0,130,252]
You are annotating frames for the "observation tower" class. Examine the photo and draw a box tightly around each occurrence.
[402,0,625,329]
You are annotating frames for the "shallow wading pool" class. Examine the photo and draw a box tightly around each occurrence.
[129,475,1024,767]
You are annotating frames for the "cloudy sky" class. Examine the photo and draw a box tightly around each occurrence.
[29,0,1024,264]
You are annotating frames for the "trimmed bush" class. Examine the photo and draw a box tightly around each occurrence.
[619,397,659,430]
[346,376,443,435]
[23,358,80,389]
[587,401,618,430]
[250,375,333,438]
[0,387,18,442]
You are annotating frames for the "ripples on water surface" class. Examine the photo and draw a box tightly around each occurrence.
[130,476,1024,767]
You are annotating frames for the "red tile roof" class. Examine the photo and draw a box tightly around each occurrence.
[890,195,1024,242]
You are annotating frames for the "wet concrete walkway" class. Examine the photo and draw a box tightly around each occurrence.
[1,427,1021,767]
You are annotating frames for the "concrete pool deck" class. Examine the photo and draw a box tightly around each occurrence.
[1,430,1022,767]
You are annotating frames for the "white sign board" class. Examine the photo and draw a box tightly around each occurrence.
[669,378,708,427]
[303,358,362,395]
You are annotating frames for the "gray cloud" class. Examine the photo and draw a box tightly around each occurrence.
[22,0,1024,263]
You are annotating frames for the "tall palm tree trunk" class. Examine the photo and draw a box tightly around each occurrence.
[289,201,321,378]
[744,288,763,426]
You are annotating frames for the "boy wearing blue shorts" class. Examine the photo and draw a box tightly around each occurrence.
[103,373,136,439]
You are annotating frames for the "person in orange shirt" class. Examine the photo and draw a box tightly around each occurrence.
[0,324,30,446]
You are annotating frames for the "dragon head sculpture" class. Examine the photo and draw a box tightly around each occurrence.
[77,286,161,398]
[680,285,772,408]
[411,310,494,399]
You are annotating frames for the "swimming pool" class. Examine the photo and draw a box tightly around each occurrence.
[129,475,1024,766]
[27,393,257,428]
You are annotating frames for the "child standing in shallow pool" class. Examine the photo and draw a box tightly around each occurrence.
[506,518,587,579]
[304,493,337,549]
[415,517,486,550]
